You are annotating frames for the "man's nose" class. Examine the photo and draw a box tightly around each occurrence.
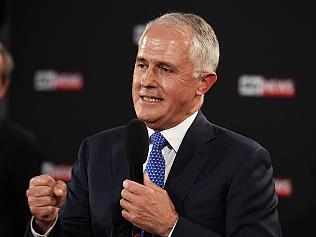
[141,68,159,87]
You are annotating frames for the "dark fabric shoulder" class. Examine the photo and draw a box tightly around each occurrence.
[212,123,265,152]
[209,123,272,181]
[86,125,125,143]
[81,125,126,153]
[197,111,266,153]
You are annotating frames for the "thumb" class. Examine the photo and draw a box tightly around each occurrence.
[53,180,67,207]
[144,172,162,191]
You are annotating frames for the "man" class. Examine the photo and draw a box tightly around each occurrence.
[0,41,42,236]
[26,13,281,237]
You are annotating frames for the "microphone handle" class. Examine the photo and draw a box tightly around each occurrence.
[129,163,144,184]
[129,163,144,237]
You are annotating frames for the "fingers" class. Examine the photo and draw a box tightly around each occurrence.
[27,175,67,201]
[123,179,154,196]
[26,186,54,197]
[121,178,161,212]
[121,188,138,203]
[121,180,152,221]
[121,209,142,227]
[120,197,136,213]
[28,195,57,207]
[121,209,132,222]
[27,175,56,205]
[29,174,56,188]
[121,202,151,231]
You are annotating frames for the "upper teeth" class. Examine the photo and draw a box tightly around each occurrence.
[143,97,161,102]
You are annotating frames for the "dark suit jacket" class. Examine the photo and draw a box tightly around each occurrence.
[26,111,281,236]
[0,119,42,237]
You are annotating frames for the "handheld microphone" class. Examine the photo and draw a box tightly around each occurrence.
[124,118,149,184]
[124,119,149,237]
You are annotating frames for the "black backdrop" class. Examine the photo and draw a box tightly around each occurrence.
[4,0,316,235]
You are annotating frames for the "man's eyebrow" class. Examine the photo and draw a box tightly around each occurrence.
[135,57,147,62]
[135,57,178,72]
[157,61,173,67]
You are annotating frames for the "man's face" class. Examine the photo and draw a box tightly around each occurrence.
[132,24,202,130]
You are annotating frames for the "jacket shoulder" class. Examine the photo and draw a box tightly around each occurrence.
[213,124,265,151]
[84,125,126,147]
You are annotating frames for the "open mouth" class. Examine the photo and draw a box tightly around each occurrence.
[141,96,163,102]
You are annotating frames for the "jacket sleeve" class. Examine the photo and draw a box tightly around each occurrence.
[59,138,93,236]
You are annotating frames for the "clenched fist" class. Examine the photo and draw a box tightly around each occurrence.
[26,174,67,233]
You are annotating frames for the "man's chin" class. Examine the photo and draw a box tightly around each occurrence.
[136,114,159,127]
[136,116,156,124]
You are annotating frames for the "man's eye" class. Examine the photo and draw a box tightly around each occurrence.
[137,63,147,69]
[160,66,172,73]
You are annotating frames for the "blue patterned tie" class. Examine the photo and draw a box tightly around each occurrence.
[145,132,167,188]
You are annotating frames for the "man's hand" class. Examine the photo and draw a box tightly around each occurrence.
[26,174,67,234]
[120,173,179,237]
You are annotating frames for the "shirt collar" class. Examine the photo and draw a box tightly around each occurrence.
[147,111,198,152]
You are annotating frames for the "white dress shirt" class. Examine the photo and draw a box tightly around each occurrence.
[31,111,198,237]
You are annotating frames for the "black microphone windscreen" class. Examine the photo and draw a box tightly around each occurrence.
[124,119,148,235]
[124,119,149,166]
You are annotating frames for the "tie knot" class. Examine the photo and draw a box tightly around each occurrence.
[150,132,167,150]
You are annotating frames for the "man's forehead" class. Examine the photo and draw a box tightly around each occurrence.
[138,29,191,56]
[139,35,178,52]
[137,38,190,65]
[142,23,192,43]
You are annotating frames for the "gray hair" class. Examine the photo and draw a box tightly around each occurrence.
[138,12,220,78]
[0,41,14,82]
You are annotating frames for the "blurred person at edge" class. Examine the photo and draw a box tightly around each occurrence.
[25,12,281,237]
[0,40,42,236]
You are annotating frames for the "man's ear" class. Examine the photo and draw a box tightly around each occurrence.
[0,79,10,98]
[196,72,217,96]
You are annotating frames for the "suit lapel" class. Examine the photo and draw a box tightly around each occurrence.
[165,111,216,211]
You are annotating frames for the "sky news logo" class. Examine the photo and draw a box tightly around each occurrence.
[41,161,72,182]
[34,70,84,92]
[238,75,296,97]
